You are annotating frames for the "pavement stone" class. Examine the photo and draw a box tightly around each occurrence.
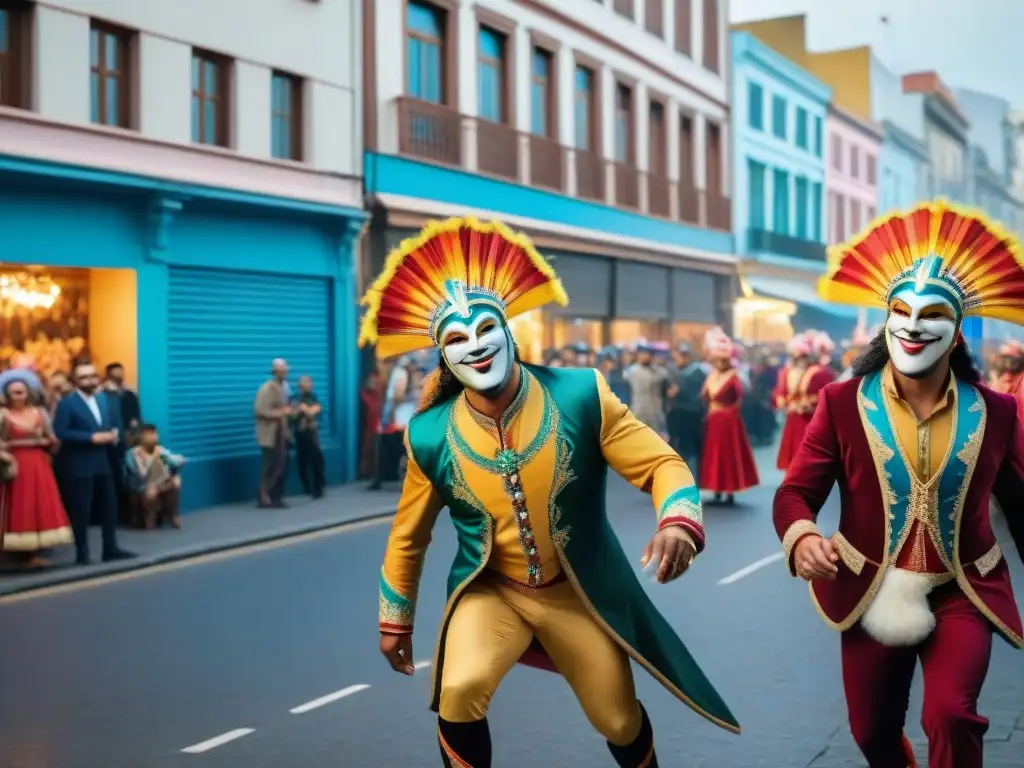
[0,480,403,597]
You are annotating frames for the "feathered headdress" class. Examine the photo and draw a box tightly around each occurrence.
[786,332,812,357]
[819,200,1024,323]
[811,330,835,355]
[358,217,568,359]
[703,327,734,359]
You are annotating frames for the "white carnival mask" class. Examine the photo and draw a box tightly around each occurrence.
[438,307,514,395]
[884,291,958,378]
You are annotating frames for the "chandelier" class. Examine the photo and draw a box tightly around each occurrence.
[0,273,62,310]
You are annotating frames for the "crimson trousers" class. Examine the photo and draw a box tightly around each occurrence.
[841,585,993,768]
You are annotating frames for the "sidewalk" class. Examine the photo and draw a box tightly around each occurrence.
[0,481,403,597]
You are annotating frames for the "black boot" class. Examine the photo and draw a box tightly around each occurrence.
[438,716,491,767]
[607,702,658,767]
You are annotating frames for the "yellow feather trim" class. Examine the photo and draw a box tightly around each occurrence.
[357,216,570,358]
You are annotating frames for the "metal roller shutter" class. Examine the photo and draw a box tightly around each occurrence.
[671,269,718,323]
[166,267,332,461]
[545,252,612,317]
[616,262,670,319]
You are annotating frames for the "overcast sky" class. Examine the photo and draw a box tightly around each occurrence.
[729,0,1020,107]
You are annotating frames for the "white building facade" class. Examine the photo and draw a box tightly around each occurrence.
[0,0,367,511]
[363,0,741,352]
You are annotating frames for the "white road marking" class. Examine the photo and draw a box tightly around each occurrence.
[290,684,371,714]
[414,660,432,670]
[181,728,255,754]
[717,552,785,585]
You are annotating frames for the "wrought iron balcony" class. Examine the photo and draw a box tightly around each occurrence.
[747,229,826,261]
[705,193,732,231]
[476,120,518,181]
[529,134,563,191]
[647,173,670,217]
[678,183,699,224]
[396,97,462,167]
[614,163,640,209]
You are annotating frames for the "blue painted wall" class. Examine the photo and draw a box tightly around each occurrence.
[0,156,365,512]
[731,31,832,260]
[364,152,734,255]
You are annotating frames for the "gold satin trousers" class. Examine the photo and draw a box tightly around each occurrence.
[439,574,643,746]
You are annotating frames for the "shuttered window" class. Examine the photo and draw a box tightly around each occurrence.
[166,268,332,460]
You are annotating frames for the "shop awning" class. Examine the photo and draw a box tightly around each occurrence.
[744,276,859,318]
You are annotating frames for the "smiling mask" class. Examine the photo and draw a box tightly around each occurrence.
[819,202,1024,373]
[438,304,514,394]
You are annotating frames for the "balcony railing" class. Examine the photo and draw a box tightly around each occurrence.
[529,133,563,191]
[647,173,670,217]
[706,193,731,231]
[678,183,699,224]
[476,120,518,181]
[396,97,461,167]
[390,98,731,233]
[747,229,827,261]
[576,150,605,202]
[615,163,640,209]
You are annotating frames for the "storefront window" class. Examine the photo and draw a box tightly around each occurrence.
[610,319,668,345]
[550,316,603,350]
[507,309,544,364]
[0,267,137,385]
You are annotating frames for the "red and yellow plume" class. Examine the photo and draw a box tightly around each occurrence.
[818,200,1024,324]
[358,217,569,359]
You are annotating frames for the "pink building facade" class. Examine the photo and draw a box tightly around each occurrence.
[826,105,883,244]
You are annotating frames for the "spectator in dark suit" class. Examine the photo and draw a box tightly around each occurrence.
[52,361,135,566]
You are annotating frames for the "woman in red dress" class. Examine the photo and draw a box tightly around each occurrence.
[698,328,759,504]
[0,373,73,568]
[775,332,813,470]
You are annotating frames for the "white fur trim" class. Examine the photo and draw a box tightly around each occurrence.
[860,568,936,646]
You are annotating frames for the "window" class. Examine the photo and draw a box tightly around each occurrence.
[794,176,809,238]
[747,159,765,229]
[271,71,302,160]
[674,0,691,56]
[850,145,860,179]
[90,22,133,128]
[771,95,786,139]
[406,1,444,103]
[574,66,594,151]
[795,107,808,149]
[531,48,553,137]
[649,101,665,170]
[614,83,632,164]
[772,168,789,234]
[748,81,763,130]
[831,134,842,171]
[702,0,719,73]
[811,181,823,241]
[477,27,505,123]
[866,205,876,222]
[645,0,663,36]
[813,116,823,157]
[833,193,846,241]
[0,0,29,108]
[866,154,877,185]
[850,200,862,233]
[679,113,693,184]
[614,0,635,19]
[191,51,230,147]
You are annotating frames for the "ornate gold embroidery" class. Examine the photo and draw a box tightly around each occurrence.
[830,532,866,576]
[974,542,1002,577]
[546,406,575,550]
[781,519,821,572]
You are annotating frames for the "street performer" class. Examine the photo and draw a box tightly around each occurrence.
[989,339,1024,423]
[775,331,812,470]
[360,217,738,767]
[773,201,1024,768]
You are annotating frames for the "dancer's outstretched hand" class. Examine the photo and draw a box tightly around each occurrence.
[794,535,839,581]
[380,632,415,675]
[641,527,695,584]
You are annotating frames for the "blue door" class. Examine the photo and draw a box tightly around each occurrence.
[165,267,333,511]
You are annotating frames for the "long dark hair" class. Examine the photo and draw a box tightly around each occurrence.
[418,344,523,413]
[851,328,982,383]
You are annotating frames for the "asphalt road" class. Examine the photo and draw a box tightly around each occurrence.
[1,476,1021,768]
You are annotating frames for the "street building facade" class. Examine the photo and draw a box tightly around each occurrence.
[825,104,882,245]
[0,0,366,511]
[728,30,839,342]
[362,0,738,361]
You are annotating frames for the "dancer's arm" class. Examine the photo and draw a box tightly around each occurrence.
[593,370,703,553]
[378,432,444,634]
[773,386,841,575]
[992,413,1024,563]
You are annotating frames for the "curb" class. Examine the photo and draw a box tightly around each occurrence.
[0,507,397,598]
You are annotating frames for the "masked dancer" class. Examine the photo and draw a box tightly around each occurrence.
[775,332,812,470]
[773,202,1024,768]
[990,340,1024,423]
[362,218,738,767]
